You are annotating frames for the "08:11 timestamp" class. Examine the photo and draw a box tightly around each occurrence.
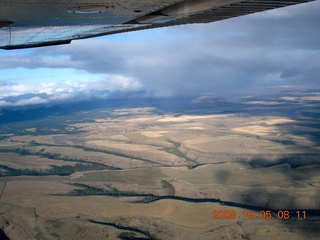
[212,210,307,220]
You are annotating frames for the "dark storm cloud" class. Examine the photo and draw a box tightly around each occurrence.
[1,0,319,99]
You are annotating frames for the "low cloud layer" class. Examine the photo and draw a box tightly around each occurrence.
[0,76,144,108]
[0,1,319,108]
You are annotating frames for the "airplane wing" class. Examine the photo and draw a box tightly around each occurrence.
[0,0,314,50]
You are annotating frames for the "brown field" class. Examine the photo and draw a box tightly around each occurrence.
[0,152,76,170]
[0,100,320,239]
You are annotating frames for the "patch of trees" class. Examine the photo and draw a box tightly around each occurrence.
[161,180,175,195]
[250,153,320,168]
[89,219,156,240]
[164,139,198,165]
[72,145,162,166]
[20,141,159,166]
[67,183,157,199]
[0,148,31,156]
[0,122,82,136]
[0,147,120,170]
[0,163,110,177]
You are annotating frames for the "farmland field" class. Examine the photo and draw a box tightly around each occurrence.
[0,89,320,239]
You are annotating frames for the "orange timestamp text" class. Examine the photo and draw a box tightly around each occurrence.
[212,209,307,220]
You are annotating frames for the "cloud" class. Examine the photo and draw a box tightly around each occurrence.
[0,0,319,107]
[0,96,47,108]
[15,97,48,106]
[0,74,144,108]
[108,75,143,91]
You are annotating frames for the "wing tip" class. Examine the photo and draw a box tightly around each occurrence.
[0,40,72,50]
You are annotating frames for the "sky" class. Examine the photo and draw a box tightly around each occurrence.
[0,1,319,109]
